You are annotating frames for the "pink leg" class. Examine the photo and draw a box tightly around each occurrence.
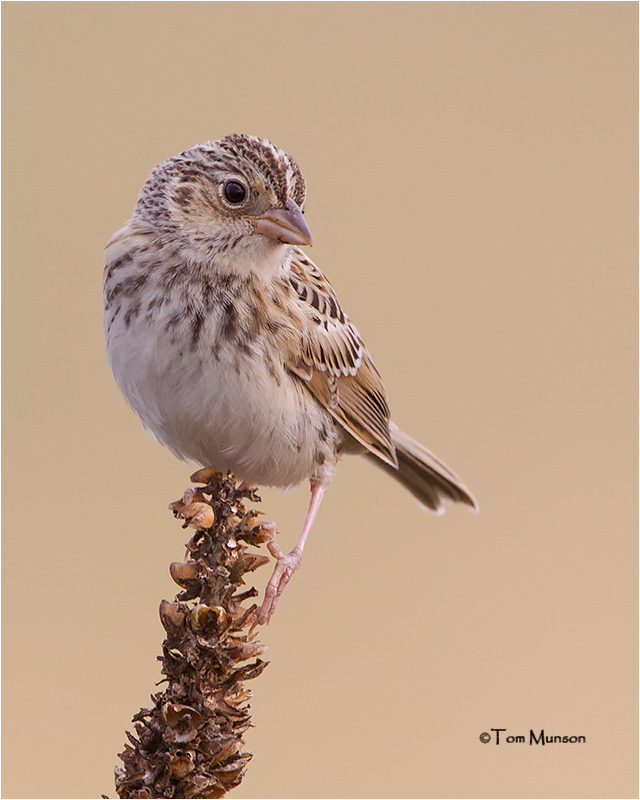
[256,481,326,625]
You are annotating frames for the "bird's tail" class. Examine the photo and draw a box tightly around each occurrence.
[366,422,478,514]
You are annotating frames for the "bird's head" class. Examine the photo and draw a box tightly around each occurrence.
[134,134,312,276]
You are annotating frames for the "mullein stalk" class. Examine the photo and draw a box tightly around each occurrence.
[115,469,271,799]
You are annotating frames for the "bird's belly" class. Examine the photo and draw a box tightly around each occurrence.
[106,316,334,488]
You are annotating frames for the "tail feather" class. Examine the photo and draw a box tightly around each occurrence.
[366,422,478,514]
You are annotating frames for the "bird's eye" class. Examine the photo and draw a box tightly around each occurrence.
[223,180,247,204]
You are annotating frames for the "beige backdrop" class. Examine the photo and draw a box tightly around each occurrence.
[2,3,637,798]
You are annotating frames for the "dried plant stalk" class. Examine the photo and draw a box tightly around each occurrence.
[115,469,272,799]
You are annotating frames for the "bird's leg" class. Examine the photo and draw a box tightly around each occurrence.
[256,481,326,625]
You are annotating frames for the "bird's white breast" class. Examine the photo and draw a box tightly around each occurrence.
[104,233,336,487]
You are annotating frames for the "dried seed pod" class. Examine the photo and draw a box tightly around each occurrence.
[115,471,269,799]
[167,750,195,780]
[177,501,215,530]
[159,601,185,632]
[193,604,228,635]
[190,603,217,633]
[169,561,199,586]
[223,685,253,710]
[225,638,268,662]
[229,553,270,582]
[190,467,220,484]
[211,605,228,626]
[248,521,278,545]
[214,755,252,788]
[162,703,204,744]
[176,774,225,799]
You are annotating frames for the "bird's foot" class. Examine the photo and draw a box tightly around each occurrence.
[258,520,282,559]
[256,522,303,625]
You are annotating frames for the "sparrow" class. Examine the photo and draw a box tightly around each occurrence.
[103,134,478,624]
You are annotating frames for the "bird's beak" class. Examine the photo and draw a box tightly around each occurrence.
[245,198,313,247]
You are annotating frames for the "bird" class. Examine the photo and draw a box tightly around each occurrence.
[103,134,478,624]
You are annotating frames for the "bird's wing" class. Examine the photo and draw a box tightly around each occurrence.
[283,250,398,468]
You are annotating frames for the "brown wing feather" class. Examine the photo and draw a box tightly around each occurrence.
[285,251,398,468]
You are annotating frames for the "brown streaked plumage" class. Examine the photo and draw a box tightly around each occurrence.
[284,250,397,467]
[104,134,477,624]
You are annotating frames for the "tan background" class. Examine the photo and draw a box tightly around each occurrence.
[2,2,637,798]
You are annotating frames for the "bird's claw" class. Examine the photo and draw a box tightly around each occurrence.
[256,548,302,625]
[259,520,284,560]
